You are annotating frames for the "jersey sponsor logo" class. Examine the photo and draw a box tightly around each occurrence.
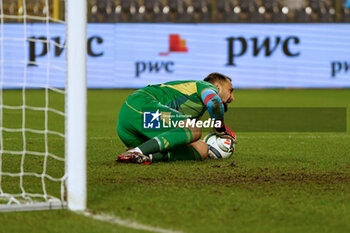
[143,110,161,129]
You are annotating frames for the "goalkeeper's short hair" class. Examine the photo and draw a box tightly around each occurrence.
[204,72,232,85]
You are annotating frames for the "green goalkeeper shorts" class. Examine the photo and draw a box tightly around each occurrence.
[117,90,189,148]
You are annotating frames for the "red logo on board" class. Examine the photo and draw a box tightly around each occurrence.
[159,34,188,56]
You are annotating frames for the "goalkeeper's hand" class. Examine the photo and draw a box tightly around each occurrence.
[214,124,237,144]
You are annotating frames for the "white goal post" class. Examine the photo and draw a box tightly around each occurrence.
[66,0,87,211]
[0,0,87,212]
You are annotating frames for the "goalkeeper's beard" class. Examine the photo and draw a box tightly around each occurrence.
[224,103,228,112]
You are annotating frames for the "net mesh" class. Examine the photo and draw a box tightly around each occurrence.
[0,0,66,210]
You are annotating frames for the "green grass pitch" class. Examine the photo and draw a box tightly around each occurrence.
[1,89,350,233]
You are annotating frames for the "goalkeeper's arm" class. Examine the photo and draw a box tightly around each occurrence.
[201,88,225,121]
[201,88,236,142]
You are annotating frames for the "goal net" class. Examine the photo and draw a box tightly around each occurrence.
[0,0,86,211]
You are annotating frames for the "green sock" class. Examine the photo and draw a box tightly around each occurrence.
[150,151,173,162]
[138,127,193,155]
[150,146,202,162]
[136,138,160,155]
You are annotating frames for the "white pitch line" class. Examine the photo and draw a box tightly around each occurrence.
[80,210,185,233]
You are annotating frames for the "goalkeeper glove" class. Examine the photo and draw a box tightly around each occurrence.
[214,124,237,144]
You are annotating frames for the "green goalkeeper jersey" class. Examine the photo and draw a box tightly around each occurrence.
[136,80,219,119]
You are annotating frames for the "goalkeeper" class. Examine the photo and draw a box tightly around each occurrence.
[116,72,236,164]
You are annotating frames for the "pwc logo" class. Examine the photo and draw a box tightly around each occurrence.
[135,34,188,77]
[226,36,301,67]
